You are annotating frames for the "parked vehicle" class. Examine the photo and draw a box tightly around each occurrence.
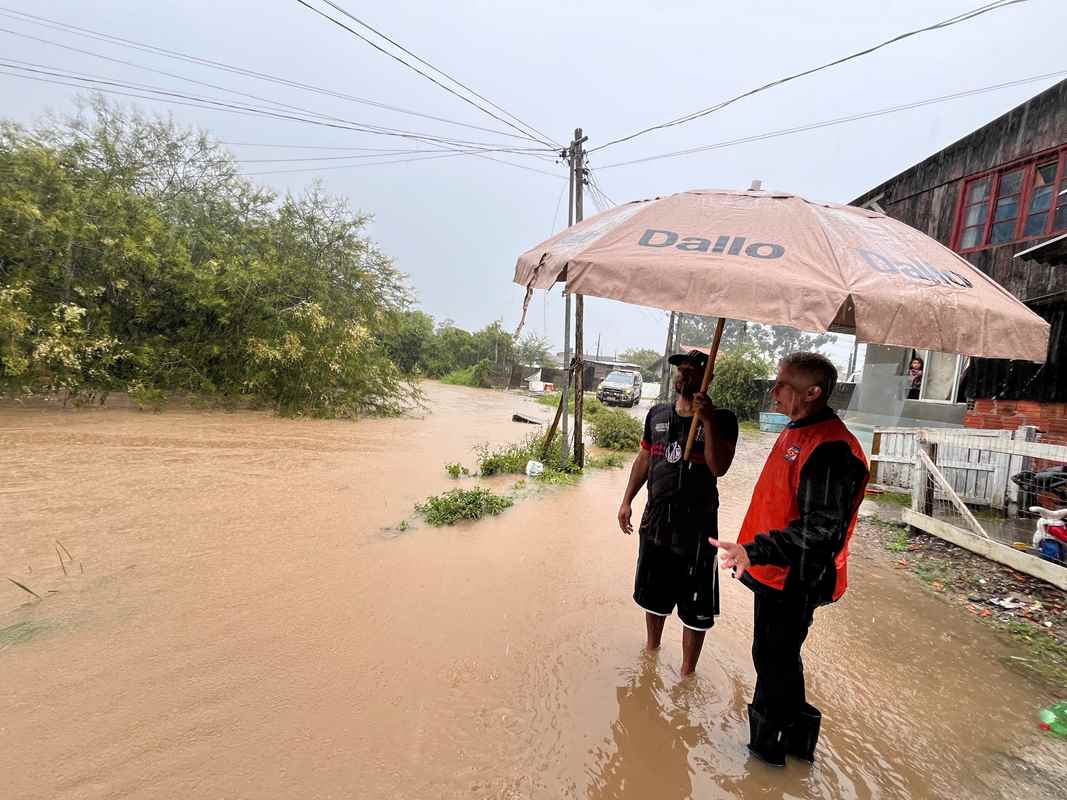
[596,370,642,407]
[1010,467,1067,563]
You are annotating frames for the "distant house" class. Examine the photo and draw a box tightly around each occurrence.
[850,79,1067,432]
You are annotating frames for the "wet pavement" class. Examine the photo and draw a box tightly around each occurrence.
[1,383,1064,799]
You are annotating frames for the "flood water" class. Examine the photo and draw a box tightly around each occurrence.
[1,383,1063,799]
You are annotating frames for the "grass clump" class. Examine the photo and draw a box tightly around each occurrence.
[535,393,606,418]
[873,491,912,507]
[0,620,55,652]
[997,619,1067,687]
[587,451,626,469]
[416,487,513,526]
[590,409,643,451]
[885,528,910,553]
[445,462,470,479]
[441,358,491,388]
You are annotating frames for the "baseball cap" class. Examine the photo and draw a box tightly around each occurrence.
[668,349,710,369]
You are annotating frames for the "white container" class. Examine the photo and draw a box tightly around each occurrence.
[525,459,545,477]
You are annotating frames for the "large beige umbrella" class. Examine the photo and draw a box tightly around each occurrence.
[515,188,1049,362]
[514,188,1050,459]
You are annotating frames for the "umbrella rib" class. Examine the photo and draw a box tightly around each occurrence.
[803,199,854,329]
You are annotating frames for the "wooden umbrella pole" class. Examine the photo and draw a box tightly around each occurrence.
[683,317,727,462]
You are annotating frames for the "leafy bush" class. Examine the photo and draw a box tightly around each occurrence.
[0,100,412,417]
[445,462,470,479]
[416,488,513,526]
[535,393,605,418]
[590,409,643,451]
[128,380,167,413]
[441,358,492,388]
[586,451,626,469]
[709,345,773,421]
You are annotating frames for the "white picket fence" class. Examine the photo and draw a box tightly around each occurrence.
[870,426,1036,509]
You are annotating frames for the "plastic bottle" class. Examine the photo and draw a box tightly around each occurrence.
[1038,702,1067,737]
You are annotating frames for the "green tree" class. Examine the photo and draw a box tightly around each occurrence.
[709,345,773,420]
[383,310,435,374]
[516,333,553,366]
[0,98,415,416]
[676,315,833,364]
[619,347,660,381]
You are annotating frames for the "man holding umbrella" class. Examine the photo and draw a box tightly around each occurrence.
[711,352,868,767]
[617,349,738,676]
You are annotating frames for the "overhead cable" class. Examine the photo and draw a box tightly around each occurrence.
[596,69,1067,169]
[0,60,552,153]
[295,0,556,149]
[0,6,539,142]
[316,0,560,148]
[590,0,1032,153]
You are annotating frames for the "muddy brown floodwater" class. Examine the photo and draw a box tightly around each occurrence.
[1,383,1064,799]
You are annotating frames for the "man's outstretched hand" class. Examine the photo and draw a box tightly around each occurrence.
[708,538,750,579]
[618,503,634,535]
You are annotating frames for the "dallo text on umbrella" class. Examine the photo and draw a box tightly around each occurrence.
[638,229,785,260]
[858,249,974,288]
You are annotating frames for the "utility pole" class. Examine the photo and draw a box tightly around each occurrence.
[659,311,677,402]
[572,127,587,468]
[559,139,575,470]
[596,333,601,360]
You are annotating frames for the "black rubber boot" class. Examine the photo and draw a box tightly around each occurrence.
[746,704,786,767]
[785,702,822,763]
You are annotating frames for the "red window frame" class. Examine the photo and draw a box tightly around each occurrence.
[952,144,1067,253]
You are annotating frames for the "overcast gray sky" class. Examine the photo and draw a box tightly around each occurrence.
[1,0,1062,369]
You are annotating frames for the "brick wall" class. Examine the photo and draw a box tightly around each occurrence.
[964,399,1067,445]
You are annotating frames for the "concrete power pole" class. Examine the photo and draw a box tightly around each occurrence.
[559,139,574,470]
[572,128,587,468]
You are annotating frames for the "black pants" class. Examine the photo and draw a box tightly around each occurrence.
[751,589,815,726]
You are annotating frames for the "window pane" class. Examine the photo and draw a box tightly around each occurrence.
[1024,212,1049,237]
[967,177,991,203]
[993,196,1018,222]
[1028,184,1055,214]
[1035,162,1058,186]
[920,352,960,402]
[964,203,988,226]
[990,220,1016,243]
[960,226,981,249]
[1000,169,1024,196]
[1055,202,1067,231]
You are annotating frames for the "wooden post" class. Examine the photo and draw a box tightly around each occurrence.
[683,317,727,462]
[541,366,571,461]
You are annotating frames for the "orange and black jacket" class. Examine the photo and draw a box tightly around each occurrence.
[738,407,869,605]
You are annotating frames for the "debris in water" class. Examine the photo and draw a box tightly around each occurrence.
[511,413,542,425]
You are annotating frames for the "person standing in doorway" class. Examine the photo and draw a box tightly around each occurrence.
[617,350,738,676]
[907,356,924,400]
[711,352,868,766]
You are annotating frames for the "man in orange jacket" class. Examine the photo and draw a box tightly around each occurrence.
[711,352,868,767]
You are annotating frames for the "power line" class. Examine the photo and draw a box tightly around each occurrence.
[294,0,556,149]
[0,7,538,143]
[316,0,560,148]
[0,60,551,153]
[590,0,1031,153]
[596,69,1067,169]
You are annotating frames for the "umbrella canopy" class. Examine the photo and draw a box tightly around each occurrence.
[514,189,1050,362]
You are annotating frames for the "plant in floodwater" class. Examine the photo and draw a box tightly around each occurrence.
[128,380,167,412]
[589,409,642,451]
[0,620,55,651]
[587,452,626,469]
[445,462,470,479]
[416,488,513,527]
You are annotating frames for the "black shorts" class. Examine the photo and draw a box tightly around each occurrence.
[633,536,719,631]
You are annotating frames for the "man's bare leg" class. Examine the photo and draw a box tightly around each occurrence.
[645,612,666,650]
[681,627,706,676]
